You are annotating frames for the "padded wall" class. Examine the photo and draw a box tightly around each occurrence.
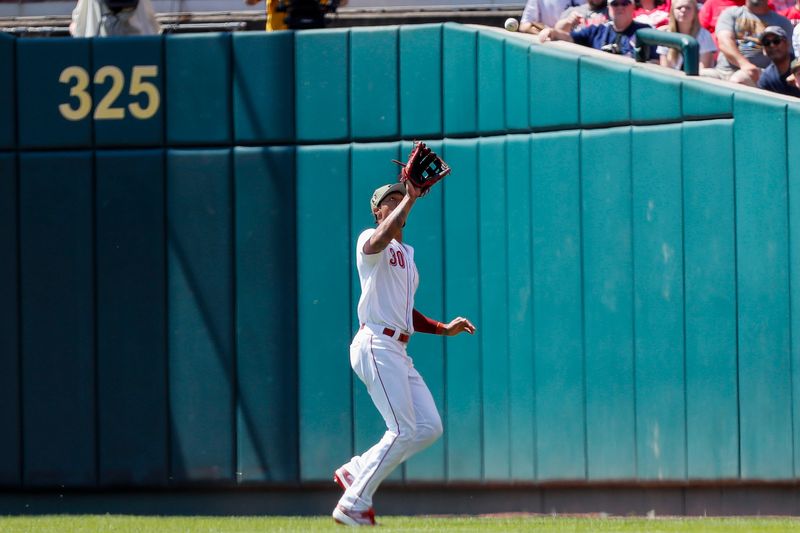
[20,152,95,487]
[296,145,352,481]
[96,150,167,486]
[733,95,793,480]
[790,106,800,480]
[479,137,511,480]
[401,25,444,138]
[581,127,636,480]
[506,134,535,481]
[631,124,686,480]
[4,26,800,492]
[296,30,350,142]
[167,149,234,483]
[232,32,295,144]
[682,120,738,479]
[0,34,14,149]
[530,131,584,481]
[0,153,18,486]
[166,34,231,145]
[234,146,298,483]
[351,28,400,140]
[442,139,482,481]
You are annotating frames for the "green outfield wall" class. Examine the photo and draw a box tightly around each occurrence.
[1,24,800,491]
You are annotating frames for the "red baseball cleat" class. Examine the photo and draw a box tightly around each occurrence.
[332,505,376,526]
[333,466,355,491]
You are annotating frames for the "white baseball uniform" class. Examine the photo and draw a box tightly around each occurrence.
[337,228,443,512]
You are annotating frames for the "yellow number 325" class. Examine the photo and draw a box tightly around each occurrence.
[58,65,160,121]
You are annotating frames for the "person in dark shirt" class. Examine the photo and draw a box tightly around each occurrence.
[757,26,800,96]
[539,0,658,59]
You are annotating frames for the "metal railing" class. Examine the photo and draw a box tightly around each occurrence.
[635,27,699,76]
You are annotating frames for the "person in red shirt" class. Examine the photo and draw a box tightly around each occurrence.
[634,0,671,27]
[779,0,800,23]
[699,0,746,43]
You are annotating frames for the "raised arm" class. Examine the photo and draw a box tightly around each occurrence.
[363,181,422,254]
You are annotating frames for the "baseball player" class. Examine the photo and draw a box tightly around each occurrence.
[331,177,476,526]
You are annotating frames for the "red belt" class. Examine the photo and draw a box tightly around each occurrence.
[382,327,410,343]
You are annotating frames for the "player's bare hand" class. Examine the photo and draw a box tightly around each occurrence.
[442,317,476,336]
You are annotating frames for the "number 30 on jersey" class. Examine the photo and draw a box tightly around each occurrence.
[389,248,406,269]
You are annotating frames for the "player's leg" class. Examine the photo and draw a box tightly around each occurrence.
[400,364,443,462]
[337,334,417,512]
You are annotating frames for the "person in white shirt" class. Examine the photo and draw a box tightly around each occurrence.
[70,0,160,37]
[331,180,476,527]
[520,0,587,32]
[793,23,800,56]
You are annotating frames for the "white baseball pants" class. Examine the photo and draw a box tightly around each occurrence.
[337,326,443,511]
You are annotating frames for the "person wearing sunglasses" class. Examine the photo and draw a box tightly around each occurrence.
[701,0,793,85]
[756,26,800,95]
[539,0,659,60]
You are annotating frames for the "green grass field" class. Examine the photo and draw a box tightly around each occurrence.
[2,515,800,532]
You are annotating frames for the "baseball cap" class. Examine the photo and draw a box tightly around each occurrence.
[370,182,406,211]
[760,26,788,42]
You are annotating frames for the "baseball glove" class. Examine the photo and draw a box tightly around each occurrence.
[392,141,451,195]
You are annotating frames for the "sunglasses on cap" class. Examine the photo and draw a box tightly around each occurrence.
[762,36,784,46]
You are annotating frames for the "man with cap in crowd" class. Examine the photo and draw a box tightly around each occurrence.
[331,179,476,526]
[539,0,658,60]
[758,26,800,96]
[701,0,794,85]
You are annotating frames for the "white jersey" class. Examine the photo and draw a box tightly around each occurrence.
[356,228,419,334]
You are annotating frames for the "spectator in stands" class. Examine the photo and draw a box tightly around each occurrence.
[658,0,718,68]
[539,0,659,60]
[245,0,347,31]
[773,0,797,13]
[700,0,793,84]
[634,0,670,27]
[556,0,610,32]
[70,0,160,37]
[756,26,800,94]
[699,0,745,44]
[794,22,800,54]
[246,0,286,30]
[520,0,587,33]
[787,57,800,88]
[778,0,800,23]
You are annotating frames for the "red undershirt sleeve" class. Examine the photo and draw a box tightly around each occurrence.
[412,308,444,335]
